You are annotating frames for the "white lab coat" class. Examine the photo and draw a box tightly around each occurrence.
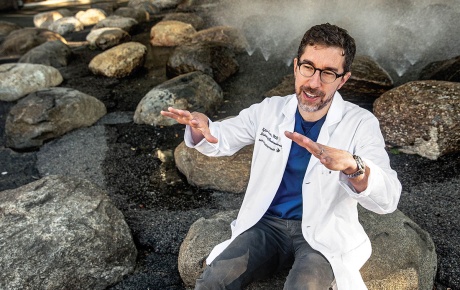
[185,92,401,290]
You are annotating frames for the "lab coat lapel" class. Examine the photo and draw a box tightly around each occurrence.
[279,96,298,165]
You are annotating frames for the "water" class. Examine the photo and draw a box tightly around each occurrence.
[210,0,460,85]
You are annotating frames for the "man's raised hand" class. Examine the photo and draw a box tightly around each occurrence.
[160,107,218,144]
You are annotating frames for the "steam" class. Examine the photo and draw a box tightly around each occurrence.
[209,0,460,84]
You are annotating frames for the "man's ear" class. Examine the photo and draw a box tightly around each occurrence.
[293,57,298,77]
[337,71,351,90]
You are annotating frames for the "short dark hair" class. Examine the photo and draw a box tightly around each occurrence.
[297,23,356,73]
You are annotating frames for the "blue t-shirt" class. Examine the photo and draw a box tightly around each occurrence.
[266,109,326,220]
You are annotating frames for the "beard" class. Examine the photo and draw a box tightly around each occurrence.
[296,85,334,113]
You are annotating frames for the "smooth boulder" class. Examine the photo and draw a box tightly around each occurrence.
[166,41,239,83]
[0,27,67,56]
[86,27,131,50]
[88,42,147,78]
[419,55,460,82]
[0,63,63,101]
[150,20,196,47]
[5,87,106,149]
[47,16,84,36]
[174,141,252,193]
[75,8,107,26]
[191,26,249,53]
[92,15,138,32]
[134,71,223,126]
[18,40,72,67]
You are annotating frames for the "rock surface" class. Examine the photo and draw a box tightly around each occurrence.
[33,9,73,28]
[175,142,252,193]
[5,87,106,149]
[0,27,66,56]
[150,20,196,46]
[89,41,147,78]
[0,63,63,101]
[374,80,460,160]
[75,8,107,26]
[92,15,138,32]
[419,55,460,82]
[134,71,223,126]
[86,27,131,50]
[18,40,72,67]
[0,20,22,39]
[0,175,137,290]
[178,208,436,290]
[191,26,249,52]
[47,16,84,36]
[166,41,239,83]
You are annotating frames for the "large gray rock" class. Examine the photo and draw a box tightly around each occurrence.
[0,175,137,290]
[88,42,147,78]
[150,20,196,47]
[166,41,239,83]
[127,0,160,14]
[92,15,138,33]
[419,55,460,82]
[191,26,249,53]
[179,208,436,290]
[0,63,63,101]
[152,0,182,9]
[5,87,106,149]
[163,12,204,30]
[340,55,394,101]
[86,27,131,50]
[114,6,150,23]
[174,141,252,193]
[47,16,84,36]
[0,27,67,56]
[374,80,460,160]
[134,71,223,126]
[18,40,72,67]
[177,0,224,11]
[0,20,22,39]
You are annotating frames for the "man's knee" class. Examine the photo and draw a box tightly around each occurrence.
[195,257,250,290]
[284,254,334,290]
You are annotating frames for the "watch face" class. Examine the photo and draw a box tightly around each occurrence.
[354,155,365,171]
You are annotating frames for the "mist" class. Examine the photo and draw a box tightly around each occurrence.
[209,0,460,84]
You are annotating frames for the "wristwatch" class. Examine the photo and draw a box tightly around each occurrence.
[344,155,365,178]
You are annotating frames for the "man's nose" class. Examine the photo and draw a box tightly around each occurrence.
[308,70,322,88]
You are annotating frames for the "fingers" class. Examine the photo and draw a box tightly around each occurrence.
[161,107,219,144]
[160,107,193,124]
[284,131,323,156]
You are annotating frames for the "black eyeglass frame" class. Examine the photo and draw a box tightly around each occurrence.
[297,62,347,84]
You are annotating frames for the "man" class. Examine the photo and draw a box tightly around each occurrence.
[161,23,401,290]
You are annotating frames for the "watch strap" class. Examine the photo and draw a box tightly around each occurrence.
[344,155,365,178]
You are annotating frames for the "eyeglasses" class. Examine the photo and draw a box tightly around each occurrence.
[297,62,347,84]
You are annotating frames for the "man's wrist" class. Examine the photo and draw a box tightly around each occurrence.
[342,155,366,178]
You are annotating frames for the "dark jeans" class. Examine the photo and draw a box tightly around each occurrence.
[195,215,335,290]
